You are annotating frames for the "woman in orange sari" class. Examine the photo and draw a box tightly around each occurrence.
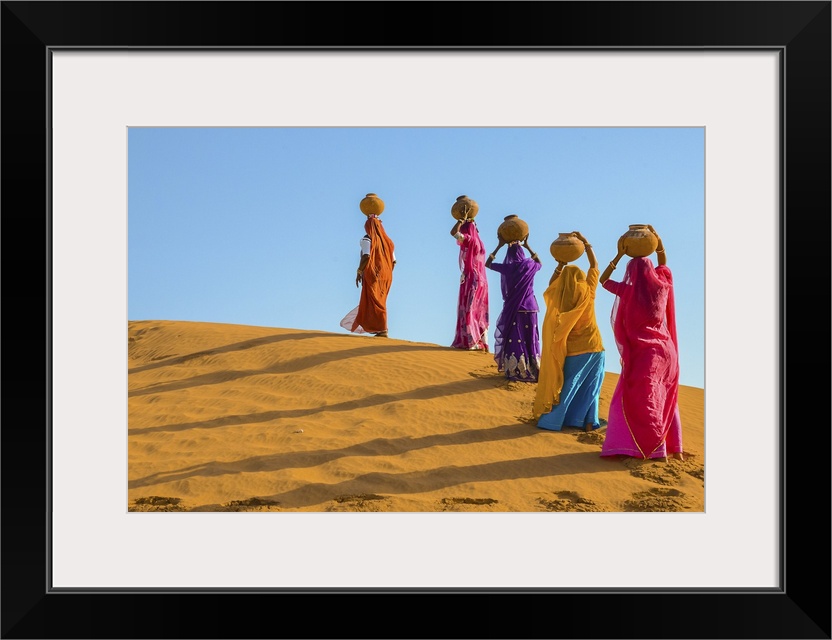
[340,213,396,337]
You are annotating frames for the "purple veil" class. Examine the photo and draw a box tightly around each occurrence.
[491,244,541,373]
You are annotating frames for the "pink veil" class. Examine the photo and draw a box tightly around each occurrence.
[455,220,489,348]
[458,221,486,277]
[610,257,680,456]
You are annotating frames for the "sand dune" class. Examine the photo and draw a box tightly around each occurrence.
[128,320,704,513]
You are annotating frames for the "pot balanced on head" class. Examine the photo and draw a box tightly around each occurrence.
[619,224,659,257]
[451,195,479,221]
[549,232,585,263]
[497,214,529,243]
[359,193,385,216]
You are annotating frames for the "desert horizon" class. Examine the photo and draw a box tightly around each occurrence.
[128,319,704,513]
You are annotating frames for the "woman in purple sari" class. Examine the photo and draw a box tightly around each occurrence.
[486,233,543,381]
[450,216,489,350]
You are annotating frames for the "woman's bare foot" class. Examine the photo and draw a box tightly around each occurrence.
[670,452,684,461]
[373,330,388,338]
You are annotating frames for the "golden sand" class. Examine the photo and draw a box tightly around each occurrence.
[128,320,704,513]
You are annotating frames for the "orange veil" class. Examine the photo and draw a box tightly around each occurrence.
[351,215,395,333]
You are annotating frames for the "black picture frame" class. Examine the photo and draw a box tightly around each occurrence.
[2,2,829,638]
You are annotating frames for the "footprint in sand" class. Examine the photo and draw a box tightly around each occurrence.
[575,429,606,446]
[222,497,281,512]
[622,458,684,486]
[563,419,607,446]
[438,497,500,512]
[326,493,390,512]
[504,380,534,392]
[622,453,704,487]
[467,367,501,382]
[538,490,604,512]
[686,465,705,480]
[129,496,186,512]
[622,487,694,512]
[678,454,705,481]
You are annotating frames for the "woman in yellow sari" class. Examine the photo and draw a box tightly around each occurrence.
[533,231,605,432]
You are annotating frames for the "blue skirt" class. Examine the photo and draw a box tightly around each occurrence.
[537,351,605,431]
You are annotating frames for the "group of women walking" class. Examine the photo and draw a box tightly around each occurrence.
[343,193,684,462]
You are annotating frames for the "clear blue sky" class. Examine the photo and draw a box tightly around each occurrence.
[128,126,704,388]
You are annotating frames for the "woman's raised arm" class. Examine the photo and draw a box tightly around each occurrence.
[549,260,567,285]
[600,235,626,284]
[647,225,666,266]
[486,235,506,268]
[572,231,597,269]
[522,234,542,264]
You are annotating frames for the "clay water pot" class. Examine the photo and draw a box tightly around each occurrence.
[497,214,529,243]
[451,195,479,220]
[620,224,658,257]
[550,233,585,263]
[359,193,385,216]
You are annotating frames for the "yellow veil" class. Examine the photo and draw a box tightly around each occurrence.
[533,265,593,419]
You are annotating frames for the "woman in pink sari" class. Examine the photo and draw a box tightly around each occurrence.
[599,225,684,460]
[449,216,489,350]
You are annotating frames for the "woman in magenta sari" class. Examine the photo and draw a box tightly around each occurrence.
[599,225,684,460]
[449,216,489,350]
[486,233,543,382]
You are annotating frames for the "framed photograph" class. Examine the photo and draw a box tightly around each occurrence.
[3,2,829,638]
